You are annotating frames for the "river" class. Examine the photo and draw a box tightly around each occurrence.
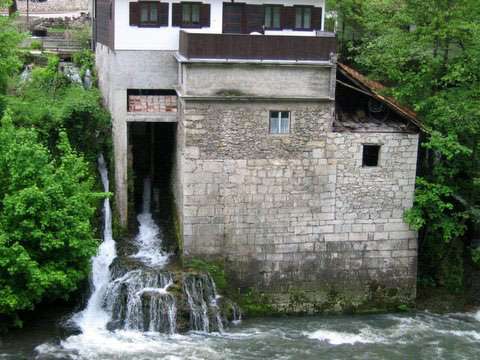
[1,310,480,359]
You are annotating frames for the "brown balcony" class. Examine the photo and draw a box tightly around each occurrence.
[179,31,337,62]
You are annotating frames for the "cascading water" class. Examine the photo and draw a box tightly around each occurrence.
[75,159,238,333]
[182,273,230,333]
[103,269,176,333]
[130,177,171,268]
[72,154,117,333]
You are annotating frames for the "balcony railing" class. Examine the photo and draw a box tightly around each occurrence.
[179,31,337,62]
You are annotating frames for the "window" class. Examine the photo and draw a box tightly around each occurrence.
[182,3,201,27]
[362,145,380,167]
[130,2,168,27]
[295,6,312,29]
[172,2,210,28]
[270,111,290,134]
[140,1,159,26]
[264,5,282,29]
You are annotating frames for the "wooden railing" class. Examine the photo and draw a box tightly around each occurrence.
[179,31,337,61]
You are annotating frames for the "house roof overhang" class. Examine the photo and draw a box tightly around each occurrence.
[336,61,426,132]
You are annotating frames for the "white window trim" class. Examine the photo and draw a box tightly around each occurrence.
[269,111,291,135]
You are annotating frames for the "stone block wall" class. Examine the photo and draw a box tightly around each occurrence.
[176,98,419,300]
[324,132,418,296]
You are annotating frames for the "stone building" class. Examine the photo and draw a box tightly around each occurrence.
[92,0,421,308]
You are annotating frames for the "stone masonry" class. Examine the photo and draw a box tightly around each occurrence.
[176,97,419,302]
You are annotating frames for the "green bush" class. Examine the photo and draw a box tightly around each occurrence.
[72,49,96,82]
[10,55,110,161]
[66,23,91,49]
[0,111,106,332]
[29,40,43,50]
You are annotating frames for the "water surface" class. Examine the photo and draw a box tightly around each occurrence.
[2,311,480,359]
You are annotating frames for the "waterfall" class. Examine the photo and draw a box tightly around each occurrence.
[67,159,237,337]
[73,154,117,333]
[130,177,170,268]
[182,273,237,332]
[102,269,177,333]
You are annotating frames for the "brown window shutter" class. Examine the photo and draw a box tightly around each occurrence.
[312,7,322,30]
[129,2,140,26]
[283,7,295,29]
[246,5,264,34]
[200,3,211,27]
[160,2,169,26]
[172,3,182,27]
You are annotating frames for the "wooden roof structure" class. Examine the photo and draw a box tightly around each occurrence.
[336,62,425,131]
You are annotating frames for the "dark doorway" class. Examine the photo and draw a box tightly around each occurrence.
[129,122,177,247]
[223,3,244,33]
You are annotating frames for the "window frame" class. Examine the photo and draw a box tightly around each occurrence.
[264,4,283,30]
[269,111,291,135]
[293,5,313,31]
[139,1,160,27]
[181,2,202,28]
[362,144,381,167]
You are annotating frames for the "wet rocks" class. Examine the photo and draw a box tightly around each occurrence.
[103,256,240,334]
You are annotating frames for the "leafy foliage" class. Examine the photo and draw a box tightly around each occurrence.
[0,15,110,332]
[73,49,96,80]
[0,111,104,332]
[9,54,110,161]
[0,2,24,112]
[66,23,91,50]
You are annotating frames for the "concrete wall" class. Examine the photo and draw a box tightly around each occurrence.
[178,97,419,304]
[96,45,179,224]
[115,0,326,51]
[179,62,333,98]
[112,50,178,88]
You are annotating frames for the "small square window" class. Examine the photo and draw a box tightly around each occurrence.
[363,145,380,167]
[270,111,290,134]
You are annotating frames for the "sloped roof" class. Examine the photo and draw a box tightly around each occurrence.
[336,62,425,131]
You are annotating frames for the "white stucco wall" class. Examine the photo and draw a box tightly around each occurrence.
[115,0,326,50]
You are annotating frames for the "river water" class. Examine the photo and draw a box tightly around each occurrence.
[2,310,480,359]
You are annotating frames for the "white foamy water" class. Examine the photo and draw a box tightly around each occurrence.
[130,177,171,267]
[475,311,480,322]
[73,154,117,333]
[304,329,383,345]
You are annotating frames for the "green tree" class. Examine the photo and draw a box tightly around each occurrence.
[0,111,104,332]
[0,0,24,113]
[335,0,480,291]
